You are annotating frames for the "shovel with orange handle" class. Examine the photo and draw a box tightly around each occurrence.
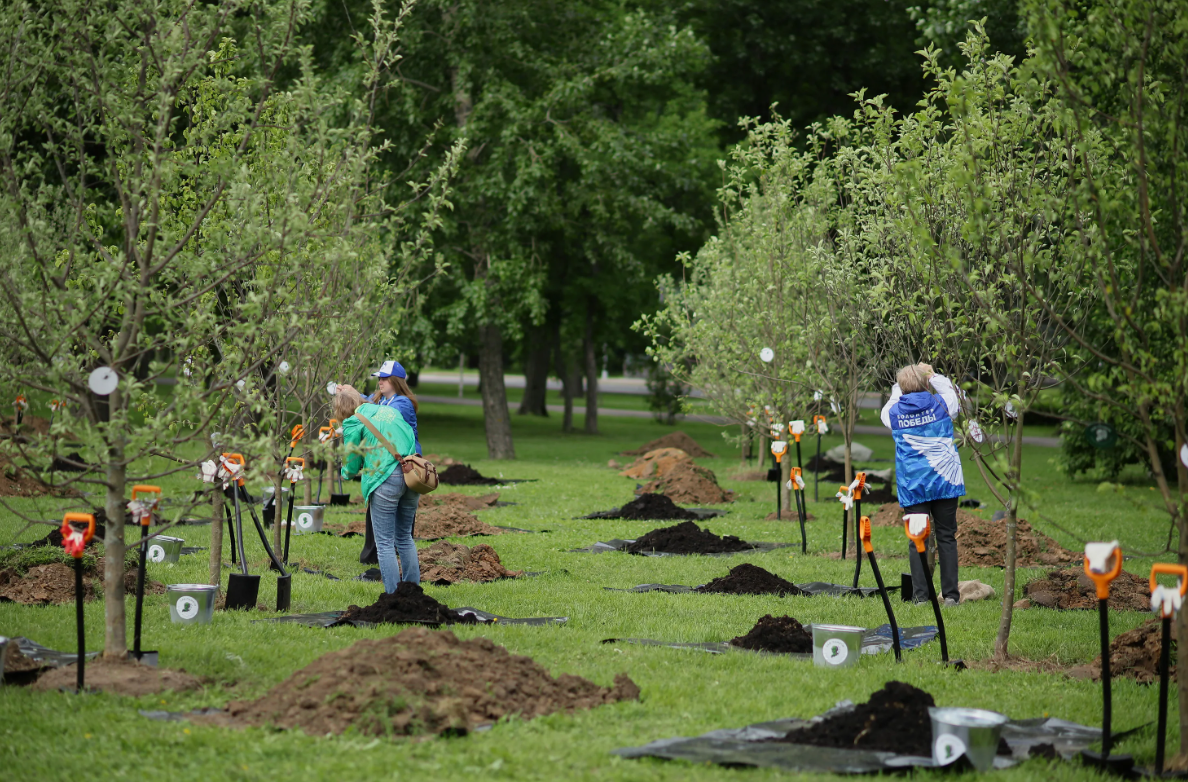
[221,453,260,610]
[1150,563,1187,775]
[130,485,161,665]
[789,466,807,553]
[851,473,866,588]
[281,457,304,567]
[904,513,948,663]
[860,516,900,662]
[60,513,95,691]
[770,440,787,521]
[1080,541,1132,774]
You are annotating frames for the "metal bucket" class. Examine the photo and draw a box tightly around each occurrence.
[811,623,865,668]
[929,706,1009,771]
[0,636,7,682]
[147,535,184,564]
[166,584,218,625]
[288,505,325,535]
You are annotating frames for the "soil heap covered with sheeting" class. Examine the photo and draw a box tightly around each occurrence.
[776,681,936,756]
[438,464,502,486]
[730,615,813,653]
[624,521,749,555]
[622,431,714,458]
[1070,619,1174,684]
[695,563,805,597]
[605,493,699,521]
[638,461,734,504]
[339,582,480,626]
[418,541,523,585]
[221,628,640,737]
[1024,568,1150,611]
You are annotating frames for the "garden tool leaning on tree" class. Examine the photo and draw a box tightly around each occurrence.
[127,484,161,666]
[227,453,292,611]
[281,457,304,566]
[770,436,787,520]
[221,453,259,610]
[60,513,94,691]
[1148,563,1187,776]
[904,513,948,663]
[860,516,901,662]
[789,466,807,553]
[1080,541,1133,775]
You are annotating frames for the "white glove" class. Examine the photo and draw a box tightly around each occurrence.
[284,463,305,483]
[126,498,158,522]
[198,460,218,483]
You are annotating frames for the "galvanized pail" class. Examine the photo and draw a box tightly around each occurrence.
[289,505,325,534]
[929,706,1009,771]
[147,535,184,564]
[166,584,218,625]
[811,624,865,668]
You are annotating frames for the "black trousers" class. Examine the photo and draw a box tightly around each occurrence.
[359,505,378,565]
[905,496,960,603]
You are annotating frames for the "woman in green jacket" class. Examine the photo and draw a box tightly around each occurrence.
[333,385,420,591]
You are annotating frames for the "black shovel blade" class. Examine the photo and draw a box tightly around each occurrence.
[900,572,912,602]
[225,573,260,610]
[127,650,159,667]
[1080,751,1135,776]
[275,573,292,612]
[329,494,350,506]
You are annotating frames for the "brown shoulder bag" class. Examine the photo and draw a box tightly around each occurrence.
[355,413,439,495]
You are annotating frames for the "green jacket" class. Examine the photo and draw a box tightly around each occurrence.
[339,403,417,503]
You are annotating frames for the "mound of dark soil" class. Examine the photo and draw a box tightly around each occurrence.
[338,582,480,626]
[638,461,734,504]
[776,681,936,756]
[48,453,88,472]
[418,541,524,585]
[1070,619,1174,684]
[610,493,699,521]
[220,627,640,736]
[805,454,846,482]
[858,484,896,505]
[695,563,806,597]
[624,521,750,555]
[33,656,201,695]
[1025,568,1150,612]
[622,431,714,458]
[730,615,813,654]
[438,464,502,486]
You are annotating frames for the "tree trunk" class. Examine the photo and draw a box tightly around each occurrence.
[993,412,1027,659]
[517,326,550,416]
[583,304,598,434]
[209,488,223,588]
[478,322,515,459]
[740,425,749,469]
[103,417,128,657]
[554,322,575,433]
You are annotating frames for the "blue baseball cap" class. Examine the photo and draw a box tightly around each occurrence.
[371,360,407,379]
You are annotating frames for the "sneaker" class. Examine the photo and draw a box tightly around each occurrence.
[943,598,960,607]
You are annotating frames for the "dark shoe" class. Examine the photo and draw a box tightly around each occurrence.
[943,598,959,607]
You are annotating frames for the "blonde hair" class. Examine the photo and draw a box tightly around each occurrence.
[897,364,931,394]
[332,386,364,422]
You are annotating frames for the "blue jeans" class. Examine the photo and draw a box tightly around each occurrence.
[368,469,420,592]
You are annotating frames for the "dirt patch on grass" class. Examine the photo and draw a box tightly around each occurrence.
[438,464,502,486]
[730,470,768,482]
[1069,619,1173,684]
[730,615,813,654]
[0,454,62,497]
[419,492,501,511]
[695,563,805,597]
[1024,568,1150,612]
[638,461,734,505]
[619,448,692,480]
[623,431,714,458]
[775,681,936,757]
[964,655,1069,674]
[218,627,639,737]
[869,503,905,527]
[415,505,509,540]
[339,581,480,626]
[418,542,523,585]
[0,559,163,605]
[764,509,816,521]
[32,656,202,695]
[624,521,750,555]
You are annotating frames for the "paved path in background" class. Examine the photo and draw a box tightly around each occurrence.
[418,395,1063,448]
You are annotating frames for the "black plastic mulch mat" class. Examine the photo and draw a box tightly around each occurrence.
[180,546,206,556]
[300,567,340,580]
[255,608,568,629]
[578,508,727,521]
[570,539,792,557]
[604,582,898,598]
[614,705,1109,773]
[355,568,543,583]
[602,624,937,659]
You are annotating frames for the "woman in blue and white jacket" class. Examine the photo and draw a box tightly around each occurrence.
[880,363,965,606]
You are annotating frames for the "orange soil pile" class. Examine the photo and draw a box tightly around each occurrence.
[639,461,733,505]
[1070,619,1174,684]
[414,505,508,540]
[622,431,714,458]
[419,492,501,511]
[33,656,202,695]
[0,559,164,605]
[870,504,1076,567]
[219,628,639,737]
[619,448,693,480]
[418,541,524,585]
[1024,568,1150,611]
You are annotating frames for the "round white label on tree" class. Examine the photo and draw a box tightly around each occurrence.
[1180,443,1188,469]
[176,596,200,620]
[298,512,314,529]
[148,544,165,562]
[822,638,849,665]
[934,734,966,765]
[88,367,118,395]
[759,347,774,363]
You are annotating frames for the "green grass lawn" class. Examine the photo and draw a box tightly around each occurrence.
[0,402,1177,781]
